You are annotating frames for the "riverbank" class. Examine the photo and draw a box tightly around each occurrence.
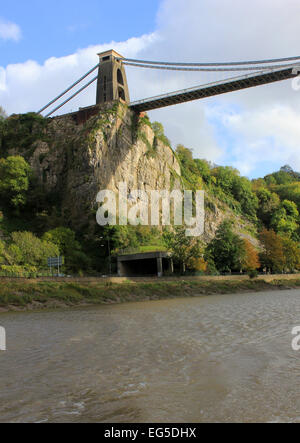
[1,278,300,312]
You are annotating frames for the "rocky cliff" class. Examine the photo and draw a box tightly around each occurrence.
[24,102,181,230]
[5,101,257,244]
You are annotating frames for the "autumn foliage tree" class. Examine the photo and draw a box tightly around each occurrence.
[242,239,260,271]
[259,229,285,273]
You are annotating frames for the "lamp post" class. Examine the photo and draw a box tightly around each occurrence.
[100,235,112,276]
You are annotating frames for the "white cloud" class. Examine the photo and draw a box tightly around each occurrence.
[0,33,157,114]
[0,19,21,42]
[150,102,223,163]
[1,0,300,176]
[221,105,300,175]
[147,0,300,174]
[0,67,6,91]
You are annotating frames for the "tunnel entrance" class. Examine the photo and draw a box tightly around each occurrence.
[117,251,173,278]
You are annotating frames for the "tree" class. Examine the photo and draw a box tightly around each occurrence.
[102,225,139,253]
[213,166,239,194]
[152,121,171,147]
[42,227,90,272]
[252,178,267,192]
[43,227,80,252]
[0,239,5,265]
[281,235,300,272]
[211,167,258,218]
[0,156,31,208]
[265,168,295,185]
[6,231,59,267]
[270,199,299,235]
[256,188,280,227]
[176,144,194,164]
[189,257,207,273]
[194,159,212,185]
[175,145,203,191]
[231,176,258,219]
[259,229,285,273]
[242,239,260,272]
[163,226,204,273]
[205,220,246,273]
[0,106,7,120]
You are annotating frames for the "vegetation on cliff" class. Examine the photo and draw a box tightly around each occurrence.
[0,104,300,276]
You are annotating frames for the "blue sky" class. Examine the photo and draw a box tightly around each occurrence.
[1,0,300,179]
[0,0,160,65]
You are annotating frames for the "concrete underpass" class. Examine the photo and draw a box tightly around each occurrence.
[117,252,173,278]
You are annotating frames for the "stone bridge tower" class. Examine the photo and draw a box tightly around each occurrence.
[96,50,130,105]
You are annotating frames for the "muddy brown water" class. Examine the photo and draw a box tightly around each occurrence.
[0,289,300,423]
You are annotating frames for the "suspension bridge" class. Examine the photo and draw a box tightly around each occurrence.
[38,50,300,118]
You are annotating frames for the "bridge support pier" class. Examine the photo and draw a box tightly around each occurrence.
[96,50,130,105]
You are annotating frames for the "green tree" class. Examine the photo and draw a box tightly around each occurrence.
[102,225,139,252]
[205,220,246,273]
[194,159,212,185]
[175,145,202,191]
[270,199,299,235]
[281,235,300,272]
[0,239,5,264]
[7,231,59,267]
[274,182,300,213]
[152,122,171,147]
[43,227,79,252]
[0,106,7,120]
[265,168,295,185]
[213,166,239,194]
[256,188,280,227]
[0,156,31,208]
[163,226,204,273]
[231,176,258,219]
[42,227,90,272]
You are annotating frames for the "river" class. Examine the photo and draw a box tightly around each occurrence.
[0,289,300,423]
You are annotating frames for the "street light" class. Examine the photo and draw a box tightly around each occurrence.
[99,236,112,276]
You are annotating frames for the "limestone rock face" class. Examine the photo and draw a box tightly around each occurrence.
[26,103,181,229]
[8,101,257,245]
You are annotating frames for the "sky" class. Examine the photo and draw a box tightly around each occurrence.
[1,0,300,179]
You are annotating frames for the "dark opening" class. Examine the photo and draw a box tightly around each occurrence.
[120,258,158,277]
[118,87,125,101]
[162,258,171,273]
[119,257,171,277]
[117,69,124,85]
[102,56,110,61]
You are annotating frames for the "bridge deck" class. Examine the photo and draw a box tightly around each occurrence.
[129,66,298,112]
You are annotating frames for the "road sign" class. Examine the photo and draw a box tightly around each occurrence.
[48,257,62,267]
[48,257,63,276]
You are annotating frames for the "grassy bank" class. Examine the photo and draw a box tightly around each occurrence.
[0,278,300,312]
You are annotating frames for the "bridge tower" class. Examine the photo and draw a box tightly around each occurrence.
[96,50,130,105]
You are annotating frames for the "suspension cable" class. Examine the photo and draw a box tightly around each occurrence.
[38,63,100,114]
[120,55,300,67]
[123,61,299,72]
[45,75,98,118]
